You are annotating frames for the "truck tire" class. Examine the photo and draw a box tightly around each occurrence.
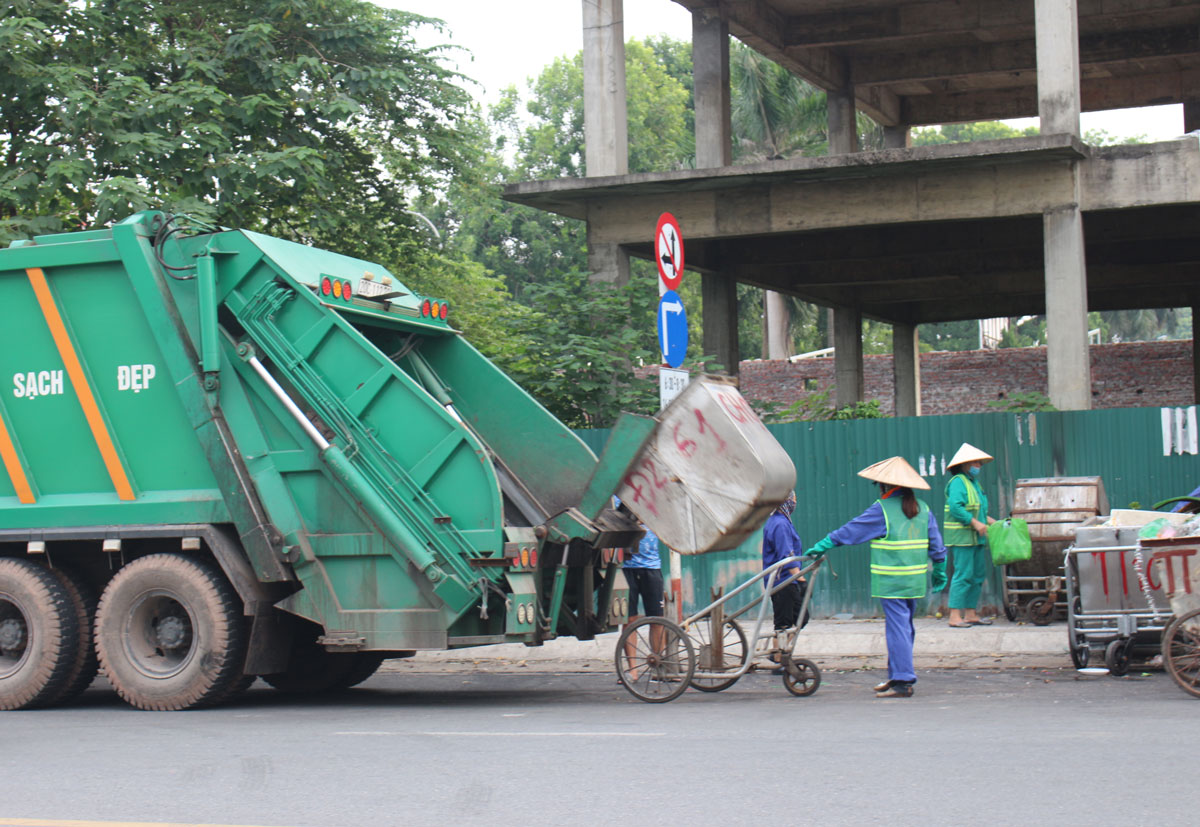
[262,640,355,694]
[335,654,387,689]
[0,558,81,710]
[42,564,100,706]
[95,554,247,711]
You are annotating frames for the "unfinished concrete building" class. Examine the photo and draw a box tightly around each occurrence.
[503,0,1200,414]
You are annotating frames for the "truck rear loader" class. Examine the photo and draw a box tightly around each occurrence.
[0,212,794,710]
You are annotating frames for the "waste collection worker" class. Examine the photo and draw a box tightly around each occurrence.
[943,443,997,628]
[806,456,947,698]
[762,490,809,634]
[615,498,664,678]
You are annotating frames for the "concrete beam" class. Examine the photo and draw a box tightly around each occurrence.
[852,26,1200,86]
[582,0,628,177]
[833,306,864,408]
[693,11,731,168]
[892,322,921,417]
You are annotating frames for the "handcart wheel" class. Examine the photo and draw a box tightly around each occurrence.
[781,656,821,697]
[1069,639,1090,669]
[615,617,695,703]
[1001,566,1019,623]
[686,618,747,693]
[1105,639,1132,676]
[1026,597,1053,627]
[1162,608,1200,699]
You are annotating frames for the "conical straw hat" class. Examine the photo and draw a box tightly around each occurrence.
[857,456,930,490]
[948,442,993,468]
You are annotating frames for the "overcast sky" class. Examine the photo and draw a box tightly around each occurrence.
[381,0,1186,141]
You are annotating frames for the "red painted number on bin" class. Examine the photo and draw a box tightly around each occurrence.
[623,458,668,518]
[673,409,727,457]
[715,388,757,425]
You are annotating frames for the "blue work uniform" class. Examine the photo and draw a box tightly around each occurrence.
[762,511,806,630]
[827,497,947,684]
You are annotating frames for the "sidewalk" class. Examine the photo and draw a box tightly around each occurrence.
[383,617,1069,674]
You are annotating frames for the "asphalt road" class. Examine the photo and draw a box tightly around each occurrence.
[1,667,1195,827]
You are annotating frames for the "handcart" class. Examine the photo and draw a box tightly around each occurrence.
[1153,535,1200,697]
[614,555,826,703]
[1005,477,1106,624]
[1064,512,1189,674]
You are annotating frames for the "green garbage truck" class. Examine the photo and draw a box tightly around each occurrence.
[0,212,793,710]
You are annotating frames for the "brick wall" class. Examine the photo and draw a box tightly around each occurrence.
[736,340,1195,415]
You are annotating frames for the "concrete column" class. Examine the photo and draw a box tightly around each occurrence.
[702,271,740,376]
[1043,168,1092,410]
[1185,100,1200,134]
[693,11,731,168]
[883,125,911,149]
[827,87,859,155]
[765,291,791,359]
[1035,0,1081,136]
[833,306,864,409]
[585,222,630,285]
[892,322,921,417]
[1191,295,1200,404]
[582,0,628,177]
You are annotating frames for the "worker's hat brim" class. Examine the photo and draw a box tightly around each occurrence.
[857,456,930,490]
[948,442,994,468]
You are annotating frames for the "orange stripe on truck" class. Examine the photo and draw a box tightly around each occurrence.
[25,267,135,501]
[0,410,35,503]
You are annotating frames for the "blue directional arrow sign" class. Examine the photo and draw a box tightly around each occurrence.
[657,290,688,369]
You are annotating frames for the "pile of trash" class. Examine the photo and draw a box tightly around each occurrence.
[1136,515,1200,540]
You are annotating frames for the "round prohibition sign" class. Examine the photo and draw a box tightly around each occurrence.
[655,212,685,291]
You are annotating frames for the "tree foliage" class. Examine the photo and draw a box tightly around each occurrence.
[1,0,474,250]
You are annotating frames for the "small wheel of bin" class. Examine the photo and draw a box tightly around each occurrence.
[781,657,821,697]
[686,618,747,693]
[1162,608,1200,698]
[1027,597,1053,627]
[1105,639,1132,676]
[1069,639,1090,669]
[616,617,694,703]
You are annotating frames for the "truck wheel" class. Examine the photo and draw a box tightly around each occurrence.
[42,565,100,706]
[0,559,81,710]
[95,554,246,711]
[336,654,387,689]
[261,638,355,694]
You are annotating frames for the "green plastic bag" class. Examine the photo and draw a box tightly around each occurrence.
[988,518,1032,565]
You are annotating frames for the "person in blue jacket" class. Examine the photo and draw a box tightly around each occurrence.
[807,456,947,699]
[762,490,808,633]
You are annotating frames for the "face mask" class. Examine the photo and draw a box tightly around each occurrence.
[968,466,981,479]
[780,498,796,516]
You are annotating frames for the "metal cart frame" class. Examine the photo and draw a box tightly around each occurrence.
[1065,525,1180,674]
[614,555,827,703]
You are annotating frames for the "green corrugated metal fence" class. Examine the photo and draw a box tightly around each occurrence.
[578,405,1200,618]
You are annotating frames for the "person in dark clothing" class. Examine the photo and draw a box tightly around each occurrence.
[762,491,809,633]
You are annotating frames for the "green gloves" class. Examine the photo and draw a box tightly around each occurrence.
[806,534,836,558]
[931,559,948,592]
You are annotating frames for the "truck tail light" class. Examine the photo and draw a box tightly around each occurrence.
[520,548,529,567]
[342,281,353,300]
[321,277,333,296]
[529,548,537,567]
[422,299,431,317]
[440,302,449,320]
[431,301,441,318]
